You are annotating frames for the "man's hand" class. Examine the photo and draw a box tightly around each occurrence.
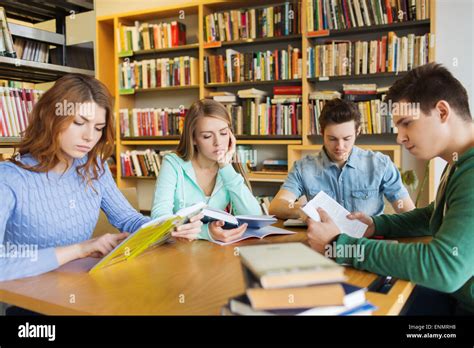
[347,212,375,238]
[306,208,341,254]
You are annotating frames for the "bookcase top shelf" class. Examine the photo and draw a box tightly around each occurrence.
[0,56,94,83]
[0,137,20,147]
[0,0,93,23]
[307,19,430,39]
[203,34,302,49]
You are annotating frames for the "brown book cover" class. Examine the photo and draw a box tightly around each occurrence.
[247,283,345,310]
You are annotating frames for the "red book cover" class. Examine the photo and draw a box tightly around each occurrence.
[0,105,4,136]
[156,62,161,87]
[178,22,186,45]
[10,89,24,133]
[0,93,10,137]
[381,36,387,73]
[386,0,393,23]
[274,49,279,81]
[271,105,276,135]
[19,89,30,129]
[171,21,178,47]
[138,111,144,136]
[342,0,352,28]
[273,86,303,95]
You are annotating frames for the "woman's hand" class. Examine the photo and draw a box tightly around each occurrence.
[171,213,205,241]
[78,232,130,258]
[217,132,236,168]
[347,212,375,238]
[209,220,248,243]
[56,232,130,266]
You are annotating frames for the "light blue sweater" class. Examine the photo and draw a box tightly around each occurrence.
[0,154,150,281]
[151,153,262,240]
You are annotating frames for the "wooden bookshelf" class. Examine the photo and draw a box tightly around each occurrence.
[96,0,436,203]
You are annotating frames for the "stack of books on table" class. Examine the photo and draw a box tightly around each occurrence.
[222,242,376,315]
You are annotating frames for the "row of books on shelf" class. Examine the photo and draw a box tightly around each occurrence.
[204,1,301,43]
[117,20,186,53]
[120,149,173,178]
[307,32,434,77]
[309,84,395,135]
[119,107,186,137]
[222,243,375,315]
[0,86,43,137]
[307,0,430,32]
[119,56,199,90]
[215,87,302,136]
[204,46,302,84]
[13,38,49,64]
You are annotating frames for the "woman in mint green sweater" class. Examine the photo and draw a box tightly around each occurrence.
[151,99,262,243]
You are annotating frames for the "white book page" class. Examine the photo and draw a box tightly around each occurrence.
[301,191,367,238]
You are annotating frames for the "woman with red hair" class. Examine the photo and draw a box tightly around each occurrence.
[0,74,153,282]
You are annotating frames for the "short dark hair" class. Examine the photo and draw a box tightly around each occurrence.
[319,98,361,132]
[386,62,472,121]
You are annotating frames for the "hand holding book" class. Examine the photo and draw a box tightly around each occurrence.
[209,220,248,244]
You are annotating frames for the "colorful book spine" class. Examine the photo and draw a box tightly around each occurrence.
[0,86,43,137]
[204,2,301,43]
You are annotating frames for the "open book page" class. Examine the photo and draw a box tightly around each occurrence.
[211,225,296,246]
[301,191,367,238]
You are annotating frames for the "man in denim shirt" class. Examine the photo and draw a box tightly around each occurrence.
[269,99,415,219]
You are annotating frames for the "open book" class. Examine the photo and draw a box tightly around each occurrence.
[211,225,296,246]
[201,207,277,229]
[300,191,367,238]
[89,202,206,273]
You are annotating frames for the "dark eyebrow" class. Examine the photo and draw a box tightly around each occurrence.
[395,117,407,127]
[79,115,106,126]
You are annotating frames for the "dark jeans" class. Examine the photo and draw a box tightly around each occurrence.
[403,285,472,315]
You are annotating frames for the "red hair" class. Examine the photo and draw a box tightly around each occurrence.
[10,74,115,183]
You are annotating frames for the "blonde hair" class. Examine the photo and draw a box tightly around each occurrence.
[176,99,252,190]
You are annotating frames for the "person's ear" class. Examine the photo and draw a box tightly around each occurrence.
[435,100,451,124]
[356,126,361,136]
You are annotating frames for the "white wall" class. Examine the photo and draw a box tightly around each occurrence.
[432,0,474,190]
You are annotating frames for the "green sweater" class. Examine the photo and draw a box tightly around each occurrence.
[334,147,474,314]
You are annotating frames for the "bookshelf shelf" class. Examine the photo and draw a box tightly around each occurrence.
[307,19,431,39]
[247,172,287,183]
[205,79,302,88]
[119,43,200,58]
[203,34,302,49]
[121,140,180,146]
[121,176,157,180]
[0,56,94,83]
[0,137,21,147]
[307,72,408,82]
[119,85,200,95]
[120,137,302,146]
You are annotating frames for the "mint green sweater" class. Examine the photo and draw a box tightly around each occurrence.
[151,153,262,240]
[334,147,474,313]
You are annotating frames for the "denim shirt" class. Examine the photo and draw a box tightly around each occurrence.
[281,146,409,216]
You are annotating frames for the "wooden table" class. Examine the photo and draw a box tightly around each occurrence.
[0,224,429,315]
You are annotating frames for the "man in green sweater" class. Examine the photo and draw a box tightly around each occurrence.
[306,63,473,315]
